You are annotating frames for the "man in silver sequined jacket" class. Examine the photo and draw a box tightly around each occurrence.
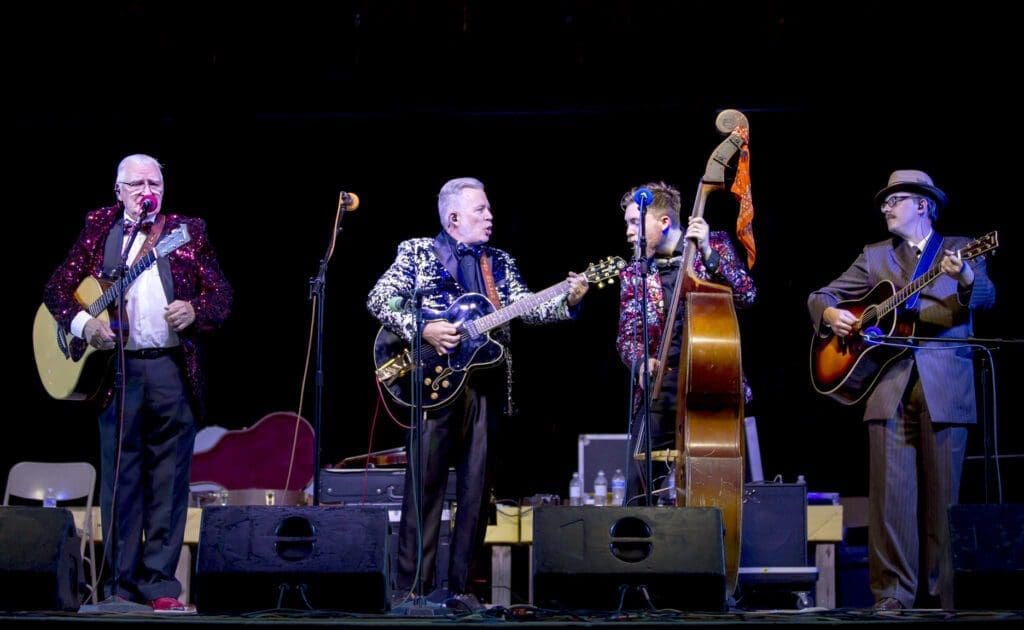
[367,177,589,605]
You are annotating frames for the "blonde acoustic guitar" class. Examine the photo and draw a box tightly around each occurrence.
[33,225,191,400]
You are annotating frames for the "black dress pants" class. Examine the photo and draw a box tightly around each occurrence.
[395,374,501,594]
[97,352,195,602]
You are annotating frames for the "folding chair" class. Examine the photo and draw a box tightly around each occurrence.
[3,461,99,604]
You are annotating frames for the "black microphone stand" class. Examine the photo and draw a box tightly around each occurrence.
[308,192,356,507]
[629,193,655,507]
[87,212,153,612]
[392,288,446,616]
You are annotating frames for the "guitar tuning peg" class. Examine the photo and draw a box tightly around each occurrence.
[598,281,606,289]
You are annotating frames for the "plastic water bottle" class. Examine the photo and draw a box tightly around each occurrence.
[611,469,626,506]
[569,472,582,506]
[43,487,57,508]
[594,470,608,506]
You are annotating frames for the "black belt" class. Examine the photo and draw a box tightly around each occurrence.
[124,347,179,359]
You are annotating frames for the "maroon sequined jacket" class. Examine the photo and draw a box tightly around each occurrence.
[616,230,757,402]
[43,205,232,417]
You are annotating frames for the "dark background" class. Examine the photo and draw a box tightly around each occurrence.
[6,2,1021,505]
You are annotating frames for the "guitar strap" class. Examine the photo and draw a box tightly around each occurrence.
[130,215,167,267]
[479,252,503,309]
[904,233,942,312]
[479,250,514,414]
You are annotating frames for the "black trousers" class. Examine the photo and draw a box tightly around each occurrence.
[98,353,196,602]
[395,375,501,594]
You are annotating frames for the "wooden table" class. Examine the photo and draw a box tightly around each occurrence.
[807,504,844,608]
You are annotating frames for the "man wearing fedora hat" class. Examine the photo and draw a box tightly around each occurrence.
[808,169,996,610]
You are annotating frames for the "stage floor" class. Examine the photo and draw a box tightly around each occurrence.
[3,607,1024,630]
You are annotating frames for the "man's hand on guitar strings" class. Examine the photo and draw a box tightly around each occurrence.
[823,307,858,337]
[83,317,116,350]
[940,249,975,287]
[423,320,460,355]
[566,271,590,306]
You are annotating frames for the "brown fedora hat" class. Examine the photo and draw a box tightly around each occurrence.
[874,169,948,209]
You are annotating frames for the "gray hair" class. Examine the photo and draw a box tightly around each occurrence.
[115,154,163,185]
[437,177,484,228]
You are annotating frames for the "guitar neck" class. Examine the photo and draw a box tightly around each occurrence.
[87,251,159,317]
[471,280,570,334]
[875,264,943,319]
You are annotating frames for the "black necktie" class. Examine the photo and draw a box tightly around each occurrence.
[455,243,484,293]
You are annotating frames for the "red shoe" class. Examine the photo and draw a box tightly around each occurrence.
[150,597,195,613]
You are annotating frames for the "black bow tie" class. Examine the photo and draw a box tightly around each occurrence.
[124,219,152,233]
[651,254,683,268]
[455,243,483,258]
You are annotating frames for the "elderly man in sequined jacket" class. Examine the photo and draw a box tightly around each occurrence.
[43,154,231,611]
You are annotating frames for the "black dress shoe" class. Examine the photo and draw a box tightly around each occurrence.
[390,589,413,608]
[424,588,450,604]
[873,597,905,611]
[445,592,484,612]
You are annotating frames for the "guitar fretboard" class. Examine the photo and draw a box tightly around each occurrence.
[866,231,996,324]
[410,281,571,363]
[875,264,945,319]
[87,251,159,317]
[466,280,570,336]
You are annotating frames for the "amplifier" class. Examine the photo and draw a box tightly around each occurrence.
[319,468,458,505]
[741,481,808,568]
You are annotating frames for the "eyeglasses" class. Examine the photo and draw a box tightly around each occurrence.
[880,195,918,210]
[117,179,163,194]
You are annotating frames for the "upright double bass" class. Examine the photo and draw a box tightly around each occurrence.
[651,110,750,597]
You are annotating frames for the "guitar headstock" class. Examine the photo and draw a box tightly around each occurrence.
[961,231,999,260]
[156,225,192,258]
[582,256,627,289]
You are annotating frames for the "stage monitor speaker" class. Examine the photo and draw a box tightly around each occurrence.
[949,503,1024,610]
[195,506,389,613]
[741,482,807,567]
[532,506,726,611]
[0,507,82,611]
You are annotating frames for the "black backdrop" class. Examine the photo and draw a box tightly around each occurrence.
[6,2,1021,504]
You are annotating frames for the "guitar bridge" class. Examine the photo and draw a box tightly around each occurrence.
[375,350,413,385]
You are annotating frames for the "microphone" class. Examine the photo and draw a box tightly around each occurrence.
[388,288,431,312]
[340,191,360,211]
[633,187,655,208]
[861,326,883,346]
[140,194,158,215]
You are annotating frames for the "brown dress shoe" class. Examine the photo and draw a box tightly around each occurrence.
[873,597,905,611]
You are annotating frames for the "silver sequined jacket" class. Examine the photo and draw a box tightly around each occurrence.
[367,235,574,345]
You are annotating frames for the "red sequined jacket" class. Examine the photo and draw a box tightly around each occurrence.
[43,205,232,417]
[616,230,757,402]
